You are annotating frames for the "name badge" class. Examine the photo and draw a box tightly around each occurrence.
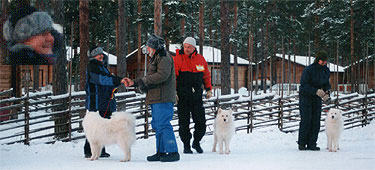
[196,65,205,71]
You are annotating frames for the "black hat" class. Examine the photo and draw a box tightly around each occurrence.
[314,50,328,63]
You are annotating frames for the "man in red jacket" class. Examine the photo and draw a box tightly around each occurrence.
[173,37,212,154]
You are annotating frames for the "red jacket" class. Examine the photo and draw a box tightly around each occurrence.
[173,49,212,96]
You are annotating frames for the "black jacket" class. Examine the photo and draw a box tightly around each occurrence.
[299,62,331,97]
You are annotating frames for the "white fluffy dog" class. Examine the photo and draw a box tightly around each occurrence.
[212,108,235,154]
[325,108,344,152]
[82,111,136,162]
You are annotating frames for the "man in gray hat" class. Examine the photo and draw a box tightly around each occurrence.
[84,46,127,158]
[3,4,61,65]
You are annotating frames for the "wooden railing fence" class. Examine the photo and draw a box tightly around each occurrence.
[0,90,374,145]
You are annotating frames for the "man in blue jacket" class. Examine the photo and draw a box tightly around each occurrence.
[298,50,331,151]
[84,46,126,158]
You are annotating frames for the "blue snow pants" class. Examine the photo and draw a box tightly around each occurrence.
[150,102,178,153]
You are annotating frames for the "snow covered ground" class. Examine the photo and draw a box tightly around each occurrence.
[1,122,374,170]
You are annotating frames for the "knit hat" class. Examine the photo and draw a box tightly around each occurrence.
[314,50,328,63]
[183,37,196,47]
[87,46,104,58]
[146,34,165,50]
[3,5,54,43]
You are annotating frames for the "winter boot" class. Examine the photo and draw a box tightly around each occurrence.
[160,152,180,162]
[307,146,320,151]
[192,141,203,154]
[84,153,91,158]
[298,145,307,151]
[183,144,193,154]
[100,147,110,157]
[147,152,166,162]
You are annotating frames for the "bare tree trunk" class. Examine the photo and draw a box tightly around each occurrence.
[287,38,291,95]
[281,37,285,98]
[293,39,297,85]
[164,2,169,51]
[79,0,89,91]
[0,0,9,64]
[314,0,320,50]
[209,7,213,47]
[350,0,355,92]
[199,0,204,55]
[137,0,142,77]
[52,0,68,139]
[233,0,238,93]
[33,66,39,91]
[181,0,186,37]
[117,0,127,92]
[263,21,269,93]
[154,0,162,36]
[220,0,231,95]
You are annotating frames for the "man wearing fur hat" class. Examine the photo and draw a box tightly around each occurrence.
[173,37,212,154]
[123,34,180,162]
[3,4,61,65]
[298,50,331,151]
[84,46,127,158]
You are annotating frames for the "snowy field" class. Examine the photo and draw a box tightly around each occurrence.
[1,122,374,170]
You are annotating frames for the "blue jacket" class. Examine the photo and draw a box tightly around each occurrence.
[299,62,331,97]
[85,58,122,112]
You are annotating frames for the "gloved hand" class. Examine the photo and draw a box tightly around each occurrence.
[206,90,213,99]
[322,94,330,101]
[316,89,325,98]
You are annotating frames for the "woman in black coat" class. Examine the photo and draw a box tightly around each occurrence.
[298,50,331,151]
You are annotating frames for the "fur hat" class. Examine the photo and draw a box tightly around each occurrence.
[314,50,329,63]
[3,5,54,43]
[146,34,165,50]
[87,46,104,58]
[183,37,196,47]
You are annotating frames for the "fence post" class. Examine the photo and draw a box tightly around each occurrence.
[24,67,30,145]
[144,98,149,139]
[247,101,254,133]
[362,97,368,127]
[278,98,284,130]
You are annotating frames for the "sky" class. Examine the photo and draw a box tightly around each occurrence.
[0,121,374,170]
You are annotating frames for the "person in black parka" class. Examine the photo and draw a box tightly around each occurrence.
[298,50,331,151]
[83,46,126,158]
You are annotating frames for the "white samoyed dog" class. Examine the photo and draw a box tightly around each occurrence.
[82,111,136,161]
[325,108,344,152]
[212,108,235,154]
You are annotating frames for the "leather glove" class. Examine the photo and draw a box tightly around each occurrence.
[206,90,213,99]
[322,94,329,101]
[316,89,325,98]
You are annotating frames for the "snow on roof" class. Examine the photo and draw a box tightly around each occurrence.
[66,46,117,65]
[274,53,345,73]
[67,44,255,66]
[169,44,254,65]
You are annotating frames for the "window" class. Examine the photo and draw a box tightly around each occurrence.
[211,68,221,85]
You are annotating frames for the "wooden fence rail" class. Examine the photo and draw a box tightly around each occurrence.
[0,90,374,145]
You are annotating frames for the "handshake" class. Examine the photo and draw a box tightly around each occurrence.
[316,89,330,101]
[121,78,134,87]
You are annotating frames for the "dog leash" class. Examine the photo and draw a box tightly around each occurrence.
[103,87,118,118]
